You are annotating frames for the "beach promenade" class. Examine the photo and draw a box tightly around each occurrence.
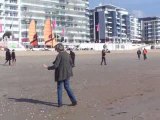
[0,50,160,120]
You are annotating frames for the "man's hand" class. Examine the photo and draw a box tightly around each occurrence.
[43,64,48,68]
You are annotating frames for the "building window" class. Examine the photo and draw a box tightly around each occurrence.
[59,0,65,3]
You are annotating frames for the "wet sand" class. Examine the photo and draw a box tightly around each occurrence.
[0,50,160,120]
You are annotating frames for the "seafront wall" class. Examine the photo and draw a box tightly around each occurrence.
[63,43,150,51]
[0,41,152,51]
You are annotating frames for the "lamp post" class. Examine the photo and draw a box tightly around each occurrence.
[23,8,28,42]
[24,16,32,41]
[2,13,6,33]
[154,23,156,49]
[23,7,32,42]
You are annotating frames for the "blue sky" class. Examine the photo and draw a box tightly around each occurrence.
[89,0,160,17]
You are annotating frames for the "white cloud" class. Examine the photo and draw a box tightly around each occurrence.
[132,10,145,18]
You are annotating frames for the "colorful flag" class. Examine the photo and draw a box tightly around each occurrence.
[52,20,57,29]
[0,20,2,33]
[61,28,65,36]
[96,23,99,32]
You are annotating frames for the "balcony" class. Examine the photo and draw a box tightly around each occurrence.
[107,21,112,24]
[117,22,120,25]
[121,24,126,26]
[4,2,18,5]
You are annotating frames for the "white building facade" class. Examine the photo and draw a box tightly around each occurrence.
[129,16,142,42]
[0,0,90,43]
[0,0,20,41]
[139,17,160,43]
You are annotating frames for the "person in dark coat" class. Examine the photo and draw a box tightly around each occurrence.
[11,49,16,65]
[70,49,75,67]
[4,48,11,65]
[43,43,77,107]
[137,49,141,60]
[101,48,107,65]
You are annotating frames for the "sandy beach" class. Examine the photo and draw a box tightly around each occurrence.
[0,50,160,120]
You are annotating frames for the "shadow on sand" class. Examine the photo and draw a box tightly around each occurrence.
[8,97,58,107]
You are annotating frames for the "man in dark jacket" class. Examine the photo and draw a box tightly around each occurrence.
[101,48,107,65]
[43,43,77,107]
[137,49,141,60]
[4,48,11,66]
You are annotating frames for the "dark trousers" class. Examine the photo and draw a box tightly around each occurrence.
[12,58,16,64]
[143,54,147,60]
[101,57,106,65]
[4,60,11,65]
[137,54,141,59]
[71,57,75,66]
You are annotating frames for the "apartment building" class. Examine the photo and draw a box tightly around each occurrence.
[129,16,142,42]
[0,0,20,41]
[0,0,90,43]
[139,17,160,43]
[89,4,141,43]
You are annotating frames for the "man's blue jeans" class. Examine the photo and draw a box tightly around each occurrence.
[57,79,77,106]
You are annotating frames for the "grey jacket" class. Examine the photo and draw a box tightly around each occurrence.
[48,51,73,82]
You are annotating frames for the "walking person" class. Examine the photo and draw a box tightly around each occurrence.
[137,49,141,60]
[70,49,75,67]
[4,48,11,66]
[43,43,77,107]
[101,48,107,65]
[143,48,148,60]
[11,49,16,65]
